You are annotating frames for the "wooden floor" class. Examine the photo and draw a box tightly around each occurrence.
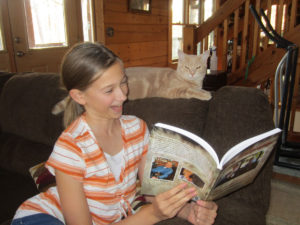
[266,166,300,225]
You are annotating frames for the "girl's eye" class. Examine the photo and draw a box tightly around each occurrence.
[105,89,113,94]
[121,77,128,85]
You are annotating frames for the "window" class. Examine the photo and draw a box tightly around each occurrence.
[81,0,94,42]
[24,0,67,49]
[171,0,214,60]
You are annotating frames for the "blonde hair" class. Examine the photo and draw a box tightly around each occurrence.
[60,42,121,127]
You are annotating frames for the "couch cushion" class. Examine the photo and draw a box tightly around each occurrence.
[123,97,209,137]
[0,168,39,224]
[0,132,52,176]
[0,73,67,146]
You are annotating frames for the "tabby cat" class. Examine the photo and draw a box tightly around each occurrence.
[52,50,210,114]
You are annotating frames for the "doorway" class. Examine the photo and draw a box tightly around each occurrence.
[0,0,95,73]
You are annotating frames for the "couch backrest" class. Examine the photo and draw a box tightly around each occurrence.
[0,73,67,146]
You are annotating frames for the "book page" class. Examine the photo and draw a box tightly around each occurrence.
[155,123,219,165]
[206,133,279,200]
[141,128,219,199]
[220,128,281,168]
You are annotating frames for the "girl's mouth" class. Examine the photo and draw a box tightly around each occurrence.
[111,105,123,113]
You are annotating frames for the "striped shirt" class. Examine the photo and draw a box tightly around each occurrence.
[13,115,149,225]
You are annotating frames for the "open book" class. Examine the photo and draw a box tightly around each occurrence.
[141,123,281,200]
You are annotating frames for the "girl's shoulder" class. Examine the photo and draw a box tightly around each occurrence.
[61,114,88,139]
[120,115,148,132]
[121,114,143,124]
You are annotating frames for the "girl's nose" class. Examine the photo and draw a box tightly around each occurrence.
[116,87,127,101]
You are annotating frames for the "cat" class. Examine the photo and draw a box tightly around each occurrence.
[126,50,211,100]
[51,50,211,115]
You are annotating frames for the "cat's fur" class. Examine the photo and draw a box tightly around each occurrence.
[52,50,211,115]
[126,50,211,100]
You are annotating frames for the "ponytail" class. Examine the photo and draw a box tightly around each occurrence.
[63,96,84,128]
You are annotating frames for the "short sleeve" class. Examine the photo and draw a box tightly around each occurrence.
[45,132,86,181]
[141,119,149,157]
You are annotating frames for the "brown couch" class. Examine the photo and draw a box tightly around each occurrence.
[0,72,275,225]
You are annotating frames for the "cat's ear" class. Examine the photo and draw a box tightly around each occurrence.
[178,49,185,60]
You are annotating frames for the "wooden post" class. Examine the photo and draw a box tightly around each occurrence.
[241,0,250,68]
[183,25,196,55]
[263,0,272,50]
[289,0,297,30]
[276,0,284,35]
[232,9,239,72]
[222,18,228,71]
[252,0,261,57]
[94,0,105,43]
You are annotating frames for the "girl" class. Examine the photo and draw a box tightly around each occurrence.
[11,42,217,225]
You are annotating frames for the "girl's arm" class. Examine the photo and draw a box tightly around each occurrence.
[55,169,93,225]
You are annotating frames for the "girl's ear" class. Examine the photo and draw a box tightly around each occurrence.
[69,89,86,105]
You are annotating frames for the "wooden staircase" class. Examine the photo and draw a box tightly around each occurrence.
[183,0,300,144]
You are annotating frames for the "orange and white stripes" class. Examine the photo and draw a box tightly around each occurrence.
[13,115,149,225]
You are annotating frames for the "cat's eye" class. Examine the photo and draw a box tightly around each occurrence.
[196,66,201,69]
[185,66,190,70]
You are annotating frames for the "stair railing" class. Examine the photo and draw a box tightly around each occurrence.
[183,0,299,86]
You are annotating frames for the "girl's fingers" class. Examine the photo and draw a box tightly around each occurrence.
[193,201,218,225]
[153,183,197,220]
[167,187,196,207]
[196,200,218,211]
[158,183,187,200]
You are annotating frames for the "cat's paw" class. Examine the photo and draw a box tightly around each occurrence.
[195,90,212,100]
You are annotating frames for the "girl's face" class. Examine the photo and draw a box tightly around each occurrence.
[75,61,128,120]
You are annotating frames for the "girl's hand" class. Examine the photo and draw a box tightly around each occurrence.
[185,200,218,225]
[150,183,197,221]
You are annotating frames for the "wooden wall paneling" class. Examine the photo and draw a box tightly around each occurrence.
[108,41,167,61]
[108,41,168,67]
[103,0,169,68]
[104,24,168,44]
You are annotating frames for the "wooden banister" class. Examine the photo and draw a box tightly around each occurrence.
[195,0,246,41]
